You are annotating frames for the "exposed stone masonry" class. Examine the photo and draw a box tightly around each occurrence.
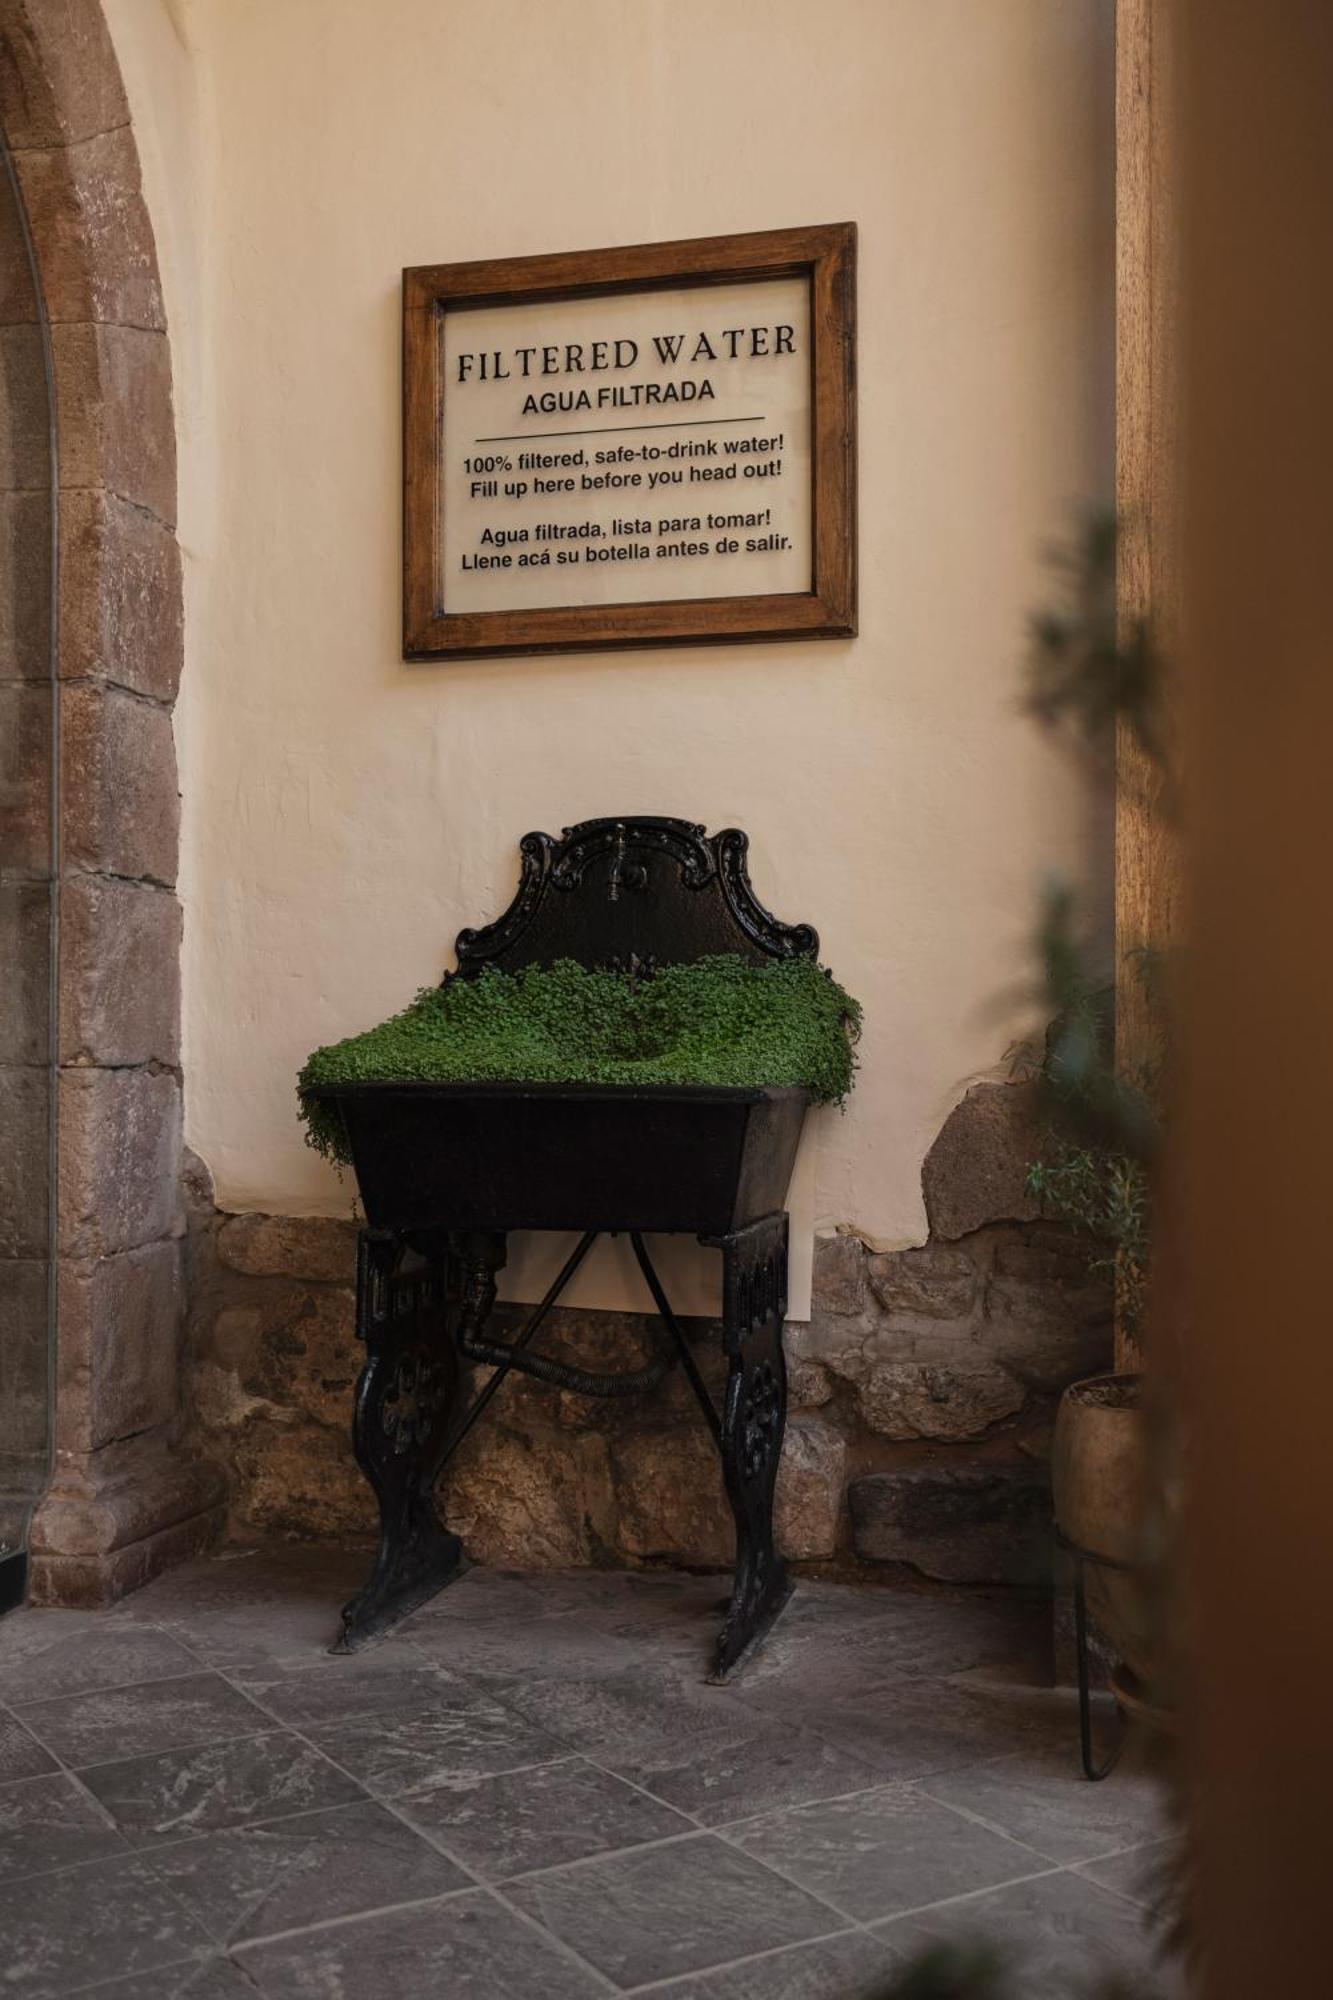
[0,0,223,1602]
[184,1081,1112,1587]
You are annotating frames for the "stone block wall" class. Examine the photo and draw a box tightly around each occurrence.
[183,1080,1112,1586]
[0,7,57,1556]
[0,0,224,1603]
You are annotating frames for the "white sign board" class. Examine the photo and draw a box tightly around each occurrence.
[440,275,812,613]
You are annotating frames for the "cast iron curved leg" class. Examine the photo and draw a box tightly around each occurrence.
[335,1228,465,1651]
[709,1213,794,1681]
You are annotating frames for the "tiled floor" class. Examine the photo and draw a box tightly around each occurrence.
[0,1548,1181,1998]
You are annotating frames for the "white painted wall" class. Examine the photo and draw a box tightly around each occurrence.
[106,0,1114,1313]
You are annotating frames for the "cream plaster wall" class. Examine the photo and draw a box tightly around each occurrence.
[106,0,1114,1314]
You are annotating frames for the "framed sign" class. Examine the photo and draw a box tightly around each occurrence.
[403,223,856,658]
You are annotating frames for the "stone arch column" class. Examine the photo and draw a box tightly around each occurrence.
[1,0,223,1603]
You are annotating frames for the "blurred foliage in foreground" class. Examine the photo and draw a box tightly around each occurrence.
[872,515,1180,1999]
[873,1943,1152,1999]
[1017,513,1169,1340]
[875,1946,1010,1998]
[1019,882,1156,1335]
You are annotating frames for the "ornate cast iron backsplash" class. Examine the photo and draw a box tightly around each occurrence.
[452,816,819,980]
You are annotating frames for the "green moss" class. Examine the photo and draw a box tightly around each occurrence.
[298,955,861,1165]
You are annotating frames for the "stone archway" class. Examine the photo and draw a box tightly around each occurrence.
[0,0,222,1603]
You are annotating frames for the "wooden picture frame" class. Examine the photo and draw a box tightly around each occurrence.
[403,223,856,659]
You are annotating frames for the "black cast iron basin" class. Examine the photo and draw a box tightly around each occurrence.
[306,1081,809,1235]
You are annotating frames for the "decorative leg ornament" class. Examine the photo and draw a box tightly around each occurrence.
[707,1212,793,1680]
[335,1229,464,1651]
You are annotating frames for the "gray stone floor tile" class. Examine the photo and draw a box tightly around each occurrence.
[120,1617,339,1676]
[484,1567,722,1625]
[407,1608,645,1688]
[236,1887,605,1997]
[493,1661,738,1765]
[726,1784,1047,1923]
[74,1959,253,1998]
[1,1624,202,1706]
[876,1867,1182,1998]
[437,1568,647,1618]
[0,1849,212,1992]
[228,1647,477,1726]
[163,1962,264,1999]
[614,1619,722,1678]
[612,1719,881,1827]
[562,1577,732,1657]
[720,1637,912,1718]
[307,1696,564,1798]
[18,1670,271,1769]
[919,1748,1170,1863]
[0,1769,127,1880]
[0,1558,1183,1999]
[108,1547,367,1669]
[506,1833,843,1988]
[397,1754,691,1879]
[738,1595,1047,1703]
[847,1595,1046,1682]
[807,1675,1068,1783]
[79,1727,364,1844]
[410,1566,567,1624]
[648,1929,897,1999]
[177,1961,268,1999]
[1078,1837,1177,1909]
[0,1705,57,1783]
[778,1581,908,1625]
[147,1798,471,1945]
[411,1573,717,1687]
[576,1570,724,1616]
[112,1546,366,1621]
[0,1608,99,1665]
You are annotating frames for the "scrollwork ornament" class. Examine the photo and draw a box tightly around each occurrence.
[380,1352,446,1455]
[741,1359,781,1481]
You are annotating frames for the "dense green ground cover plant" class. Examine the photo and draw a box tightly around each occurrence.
[298,954,861,1165]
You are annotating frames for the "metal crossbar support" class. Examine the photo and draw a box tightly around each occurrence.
[454,1228,675,1402]
[337,1213,795,1678]
[439,1228,600,1465]
[629,1231,722,1445]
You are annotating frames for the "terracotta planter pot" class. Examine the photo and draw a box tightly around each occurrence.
[1051,1371,1157,1692]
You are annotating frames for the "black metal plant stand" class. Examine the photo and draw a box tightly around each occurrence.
[1055,1524,1132,1781]
[309,817,820,1682]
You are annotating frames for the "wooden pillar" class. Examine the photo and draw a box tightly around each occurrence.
[1114,0,1178,1367]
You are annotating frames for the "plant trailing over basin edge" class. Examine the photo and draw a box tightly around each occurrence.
[298,954,862,1166]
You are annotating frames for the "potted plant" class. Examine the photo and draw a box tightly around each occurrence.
[1027,1076,1158,1706]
